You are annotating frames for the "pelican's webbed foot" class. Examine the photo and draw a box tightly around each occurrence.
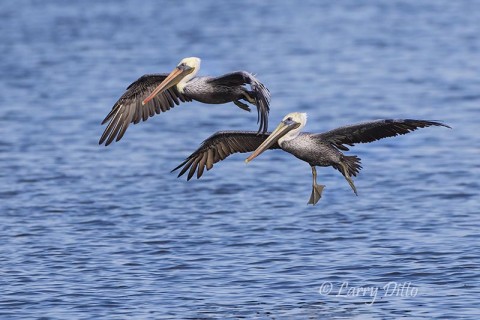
[339,162,358,196]
[308,184,325,205]
[308,165,326,205]
[234,100,251,112]
[345,176,358,196]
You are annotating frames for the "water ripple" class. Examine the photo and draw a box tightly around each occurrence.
[1,0,479,319]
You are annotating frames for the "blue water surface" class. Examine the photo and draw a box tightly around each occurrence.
[1,0,479,319]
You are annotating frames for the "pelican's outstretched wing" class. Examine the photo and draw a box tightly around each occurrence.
[172,131,279,180]
[208,71,271,133]
[99,74,192,146]
[314,119,450,151]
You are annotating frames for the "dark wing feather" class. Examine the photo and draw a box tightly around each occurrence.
[314,119,450,151]
[99,74,192,146]
[172,131,279,180]
[208,71,271,133]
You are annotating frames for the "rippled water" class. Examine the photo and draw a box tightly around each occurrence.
[1,0,479,318]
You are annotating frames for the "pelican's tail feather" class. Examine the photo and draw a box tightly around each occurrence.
[334,155,362,178]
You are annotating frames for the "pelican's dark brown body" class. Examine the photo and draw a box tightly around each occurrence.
[172,116,450,205]
[99,57,270,146]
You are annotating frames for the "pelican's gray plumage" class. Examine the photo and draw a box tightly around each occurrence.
[172,112,450,205]
[99,57,270,146]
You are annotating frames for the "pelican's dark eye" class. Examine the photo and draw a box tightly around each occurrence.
[286,117,292,121]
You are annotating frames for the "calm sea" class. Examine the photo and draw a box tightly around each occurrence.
[1,0,479,318]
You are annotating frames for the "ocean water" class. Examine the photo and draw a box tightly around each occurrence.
[1,0,479,318]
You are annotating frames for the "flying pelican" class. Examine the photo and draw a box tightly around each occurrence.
[99,57,271,146]
[172,112,450,205]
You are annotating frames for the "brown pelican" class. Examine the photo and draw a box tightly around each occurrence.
[99,57,270,146]
[172,112,450,205]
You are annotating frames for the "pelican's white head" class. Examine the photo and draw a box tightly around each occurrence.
[245,112,307,163]
[176,57,201,89]
[142,57,201,105]
[278,112,307,143]
[178,57,201,70]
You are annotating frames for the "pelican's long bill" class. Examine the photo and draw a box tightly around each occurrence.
[142,65,193,105]
[245,119,300,163]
